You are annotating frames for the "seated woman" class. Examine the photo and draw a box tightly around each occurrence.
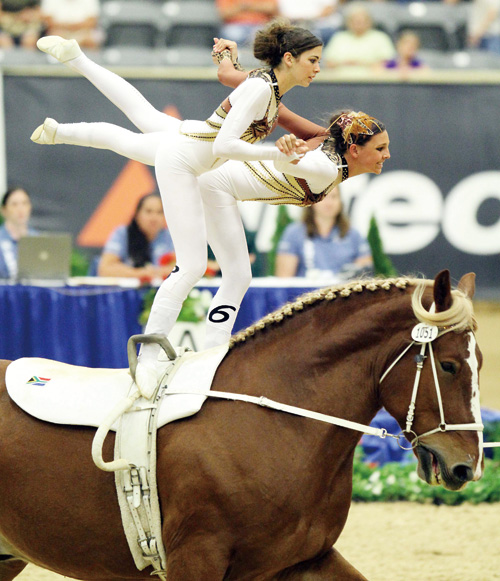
[97,192,176,282]
[383,30,429,79]
[275,186,372,279]
[0,186,38,279]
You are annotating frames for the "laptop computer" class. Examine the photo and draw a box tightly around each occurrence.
[17,233,72,284]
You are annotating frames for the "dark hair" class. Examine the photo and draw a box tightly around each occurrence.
[253,19,323,68]
[327,109,386,156]
[303,188,350,238]
[1,186,29,207]
[127,192,162,268]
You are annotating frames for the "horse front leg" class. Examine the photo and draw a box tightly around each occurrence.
[275,547,369,580]
[0,557,28,581]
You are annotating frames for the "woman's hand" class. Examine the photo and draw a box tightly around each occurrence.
[212,37,239,61]
[276,134,309,160]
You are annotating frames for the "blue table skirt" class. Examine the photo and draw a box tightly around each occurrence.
[0,285,145,368]
[0,283,314,368]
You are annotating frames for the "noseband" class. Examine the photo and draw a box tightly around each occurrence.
[379,322,484,450]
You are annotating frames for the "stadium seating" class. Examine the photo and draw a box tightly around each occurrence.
[161,1,222,49]
[100,1,168,48]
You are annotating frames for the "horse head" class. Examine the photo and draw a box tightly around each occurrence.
[379,270,483,491]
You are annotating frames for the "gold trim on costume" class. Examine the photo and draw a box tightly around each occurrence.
[180,68,280,144]
[241,161,339,206]
[241,139,345,206]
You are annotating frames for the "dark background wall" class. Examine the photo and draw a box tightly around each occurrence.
[4,72,500,295]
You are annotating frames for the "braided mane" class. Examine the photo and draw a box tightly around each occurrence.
[229,276,476,349]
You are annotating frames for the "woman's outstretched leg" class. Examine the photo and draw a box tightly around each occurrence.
[36,36,175,134]
[30,117,166,165]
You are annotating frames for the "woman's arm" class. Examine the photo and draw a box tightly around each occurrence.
[212,38,248,88]
[273,149,339,192]
[213,79,302,162]
[277,105,328,140]
[212,38,326,141]
[275,253,299,277]
[354,254,373,268]
[97,252,174,280]
[217,58,249,88]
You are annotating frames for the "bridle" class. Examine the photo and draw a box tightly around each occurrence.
[379,322,484,450]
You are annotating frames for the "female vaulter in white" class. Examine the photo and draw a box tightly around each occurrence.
[31,23,322,397]
[196,109,390,333]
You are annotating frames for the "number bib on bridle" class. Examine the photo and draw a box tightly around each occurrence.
[380,322,484,450]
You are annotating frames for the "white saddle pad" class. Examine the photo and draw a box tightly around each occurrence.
[5,344,229,431]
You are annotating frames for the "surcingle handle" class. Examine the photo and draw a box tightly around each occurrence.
[127,333,178,382]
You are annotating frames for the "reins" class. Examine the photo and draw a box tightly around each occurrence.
[169,321,496,450]
[166,387,396,441]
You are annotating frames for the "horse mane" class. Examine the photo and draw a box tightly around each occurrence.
[229,276,476,349]
[411,281,476,332]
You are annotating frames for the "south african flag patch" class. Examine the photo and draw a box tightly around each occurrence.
[27,376,51,387]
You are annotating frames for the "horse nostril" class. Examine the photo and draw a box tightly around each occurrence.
[452,464,473,482]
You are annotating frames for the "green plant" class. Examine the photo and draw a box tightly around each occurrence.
[70,248,89,276]
[267,205,293,275]
[139,288,213,327]
[352,445,500,504]
[367,215,398,278]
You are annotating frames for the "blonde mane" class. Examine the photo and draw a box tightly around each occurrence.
[411,281,476,332]
[229,276,476,348]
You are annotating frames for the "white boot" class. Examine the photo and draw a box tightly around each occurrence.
[30,118,59,145]
[37,36,82,63]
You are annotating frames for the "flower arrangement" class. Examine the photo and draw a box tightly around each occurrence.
[352,449,500,504]
[139,287,213,327]
[353,422,500,504]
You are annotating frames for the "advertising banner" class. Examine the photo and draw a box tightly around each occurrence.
[4,73,500,294]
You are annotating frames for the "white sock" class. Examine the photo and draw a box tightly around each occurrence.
[204,298,239,349]
[139,297,184,364]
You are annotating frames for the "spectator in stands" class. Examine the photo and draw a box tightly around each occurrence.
[215,0,279,47]
[40,0,102,49]
[277,0,342,44]
[0,186,38,279]
[275,186,372,279]
[465,0,500,54]
[0,0,44,49]
[382,29,429,77]
[97,192,177,281]
[323,2,395,74]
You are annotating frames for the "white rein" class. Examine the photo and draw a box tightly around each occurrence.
[169,322,492,450]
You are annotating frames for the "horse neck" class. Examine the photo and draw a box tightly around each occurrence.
[230,287,415,432]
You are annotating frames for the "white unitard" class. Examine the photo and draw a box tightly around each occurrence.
[198,146,343,339]
[52,52,299,357]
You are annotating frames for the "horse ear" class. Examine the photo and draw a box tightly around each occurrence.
[433,269,452,312]
[457,272,476,299]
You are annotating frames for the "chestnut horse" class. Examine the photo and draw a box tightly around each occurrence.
[0,270,484,581]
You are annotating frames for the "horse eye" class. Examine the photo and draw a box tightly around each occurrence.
[440,361,457,375]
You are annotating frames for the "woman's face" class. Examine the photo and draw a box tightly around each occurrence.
[1,189,32,227]
[135,196,166,240]
[313,187,342,220]
[347,10,372,36]
[397,34,420,59]
[290,46,322,87]
[354,130,391,174]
